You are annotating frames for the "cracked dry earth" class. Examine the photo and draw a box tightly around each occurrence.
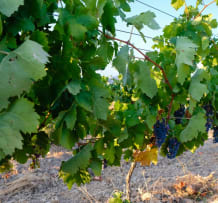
[0,137,217,203]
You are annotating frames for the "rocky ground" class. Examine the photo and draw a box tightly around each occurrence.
[0,137,217,203]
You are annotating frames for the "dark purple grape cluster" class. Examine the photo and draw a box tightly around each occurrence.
[153,119,168,147]
[103,159,107,169]
[173,105,185,124]
[213,126,218,143]
[206,118,213,132]
[166,137,181,159]
[203,104,214,132]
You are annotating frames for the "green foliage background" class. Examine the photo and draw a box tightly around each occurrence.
[0,0,217,187]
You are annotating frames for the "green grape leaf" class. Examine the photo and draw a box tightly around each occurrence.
[133,61,157,98]
[0,0,24,17]
[202,36,209,50]
[189,69,209,101]
[189,81,208,101]
[196,0,203,7]
[112,45,129,76]
[8,17,35,35]
[68,19,88,40]
[0,98,39,160]
[94,139,104,154]
[101,1,117,34]
[178,64,190,84]
[60,169,91,188]
[175,37,198,69]
[61,144,92,176]
[65,105,77,130]
[104,143,115,164]
[126,11,160,30]
[146,114,156,130]
[0,40,49,110]
[97,39,114,62]
[180,112,206,142]
[67,80,81,96]
[171,0,185,10]
[93,98,109,120]
[0,15,2,36]
[31,30,49,51]
[96,0,107,18]
[76,91,93,112]
[217,0,218,5]
[90,159,102,176]
[9,98,39,134]
[59,127,75,150]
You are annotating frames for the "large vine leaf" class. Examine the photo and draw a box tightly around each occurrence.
[0,40,49,110]
[93,97,109,120]
[175,37,198,84]
[133,148,158,166]
[61,144,93,176]
[180,112,206,142]
[177,64,190,85]
[0,0,24,17]
[126,11,160,30]
[176,37,198,67]
[133,61,157,98]
[0,98,39,160]
[189,69,209,101]
[112,45,129,76]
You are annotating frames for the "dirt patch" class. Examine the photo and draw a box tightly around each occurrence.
[0,138,217,203]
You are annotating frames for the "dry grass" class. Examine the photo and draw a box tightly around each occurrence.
[139,173,218,202]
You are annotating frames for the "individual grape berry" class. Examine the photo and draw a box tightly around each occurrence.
[174,105,185,124]
[154,119,168,147]
[167,137,180,159]
[213,126,218,143]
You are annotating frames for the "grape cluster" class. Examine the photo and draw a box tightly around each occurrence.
[166,137,181,159]
[213,127,218,143]
[173,105,185,124]
[203,104,214,132]
[153,119,168,147]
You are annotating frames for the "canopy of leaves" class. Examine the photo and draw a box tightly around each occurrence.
[0,0,217,187]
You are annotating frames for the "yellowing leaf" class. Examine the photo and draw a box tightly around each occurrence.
[171,0,185,10]
[133,148,158,166]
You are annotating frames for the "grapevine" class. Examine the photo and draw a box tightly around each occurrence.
[0,0,217,189]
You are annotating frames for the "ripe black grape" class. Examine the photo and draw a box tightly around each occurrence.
[153,119,168,147]
[174,105,185,124]
[213,126,218,143]
[203,104,214,132]
[166,137,180,159]
[203,104,213,117]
